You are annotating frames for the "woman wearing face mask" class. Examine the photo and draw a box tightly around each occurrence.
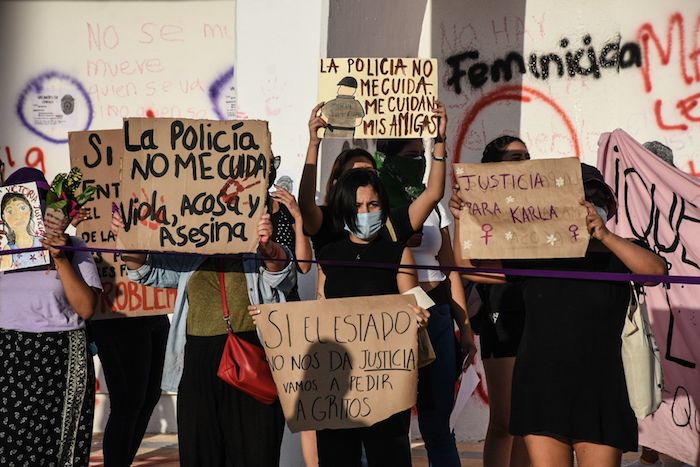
[454,163,667,467]
[450,135,532,467]
[0,168,102,467]
[313,168,430,467]
[377,137,476,467]
[298,102,448,256]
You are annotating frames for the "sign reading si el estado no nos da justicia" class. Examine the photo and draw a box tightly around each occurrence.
[256,295,419,432]
[118,118,271,254]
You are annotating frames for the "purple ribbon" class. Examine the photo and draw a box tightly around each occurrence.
[2,244,696,285]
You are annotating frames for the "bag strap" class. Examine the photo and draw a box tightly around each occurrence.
[385,218,398,242]
[218,264,232,330]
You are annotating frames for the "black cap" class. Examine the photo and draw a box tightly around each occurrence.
[581,163,616,219]
[337,76,358,88]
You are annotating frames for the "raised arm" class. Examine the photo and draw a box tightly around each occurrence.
[407,101,447,231]
[270,187,312,274]
[583,200,667,284]
[299,103,328,236]
[257,213,289,272]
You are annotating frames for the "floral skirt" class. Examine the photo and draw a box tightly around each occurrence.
[0,328,95,466]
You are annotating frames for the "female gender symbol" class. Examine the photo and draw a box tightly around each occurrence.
[569,224,580,241]
[481,223,493,245]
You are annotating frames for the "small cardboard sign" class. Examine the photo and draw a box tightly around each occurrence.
[119,118,270,254]
[256,294,419,432]
[69,129,177,319]
[454,157,589,259]
[0,182,50,271]
[318,58,438,139]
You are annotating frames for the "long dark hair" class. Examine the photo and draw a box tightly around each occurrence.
[1,193,35,245]
[482,135,527,163]
[324,148,376,203]
[329,168,389,233]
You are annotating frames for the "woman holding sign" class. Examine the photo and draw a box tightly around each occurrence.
[451,135,532,467]
[115,211,296,467]
[298,101,448,255]
[313,168,429,467]
[454,163,667,467]
[0,168,102,467]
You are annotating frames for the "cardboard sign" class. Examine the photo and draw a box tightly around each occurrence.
[69,129,177,319]
[318,58,438,139]
[454,157,589,259]
[256,294,419,432]
[119,118,270,254]
[0,182,50,271]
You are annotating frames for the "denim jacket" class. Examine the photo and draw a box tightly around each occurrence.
[127,250,296,392]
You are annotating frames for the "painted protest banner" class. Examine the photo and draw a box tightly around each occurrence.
[69,129,177,319]
[256,294,419,432]
[318,58,438,139]
[0,182,50,271]
[119,118,270,254]
[599,129,700,465]
[454,157,589,259]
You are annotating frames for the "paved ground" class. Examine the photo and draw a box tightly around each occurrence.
[88,433,642,466]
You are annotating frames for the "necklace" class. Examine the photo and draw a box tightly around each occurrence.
[347,237,375,260]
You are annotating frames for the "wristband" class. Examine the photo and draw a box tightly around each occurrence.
[432,153,447,162]
[434,134,446,143]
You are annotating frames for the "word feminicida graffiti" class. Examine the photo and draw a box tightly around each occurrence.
[446,34,642,94]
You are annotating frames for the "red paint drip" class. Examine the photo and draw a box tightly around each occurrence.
[146,109,155,118]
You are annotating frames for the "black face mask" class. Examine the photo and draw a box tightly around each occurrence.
[380,154,426,208]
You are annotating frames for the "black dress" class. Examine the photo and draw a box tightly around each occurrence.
[507,248,638,452]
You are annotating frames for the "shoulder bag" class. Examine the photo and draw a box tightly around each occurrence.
[621,283,664,419]
[216,270,278,405]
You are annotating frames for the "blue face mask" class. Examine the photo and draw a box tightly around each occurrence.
[345,210,383,240]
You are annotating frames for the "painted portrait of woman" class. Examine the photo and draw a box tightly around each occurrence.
[0,192,46,270]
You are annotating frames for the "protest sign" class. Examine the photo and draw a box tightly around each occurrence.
[69,129,177,319]
[454,157,588,259]
[0,182,50,271]
[256,294,419,432]
[318,58,438,139]
[119,118,270,254]
[599,129,700,465]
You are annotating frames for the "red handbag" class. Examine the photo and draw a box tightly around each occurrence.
[216,270,278,405]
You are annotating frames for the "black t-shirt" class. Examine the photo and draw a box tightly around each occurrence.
[310,204,414,256]
[318,235,404,299]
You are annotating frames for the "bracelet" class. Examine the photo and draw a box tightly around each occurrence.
[431,153,447,162]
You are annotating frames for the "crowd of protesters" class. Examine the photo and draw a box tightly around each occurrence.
[0,99,675,467]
